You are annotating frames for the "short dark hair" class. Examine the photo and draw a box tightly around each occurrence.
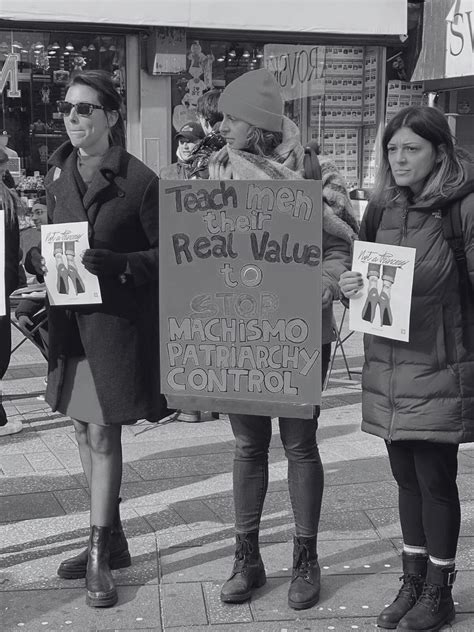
[67,70,126,148]
[197,89,223,128]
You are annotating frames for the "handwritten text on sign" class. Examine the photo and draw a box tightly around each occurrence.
[159,180,322,415]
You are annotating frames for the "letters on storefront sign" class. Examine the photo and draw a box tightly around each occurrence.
[264,44,325,101]
[0,54,21,98]
[445,0,474,77]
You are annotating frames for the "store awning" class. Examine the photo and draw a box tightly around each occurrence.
[0,0,407,35]
[412,0,474,81]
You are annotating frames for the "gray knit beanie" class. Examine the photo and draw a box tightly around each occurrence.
[218,69,283,133]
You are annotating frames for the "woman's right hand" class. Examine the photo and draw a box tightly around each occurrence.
[339,270,364,298]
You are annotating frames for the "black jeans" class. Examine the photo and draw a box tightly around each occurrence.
[229,342,331,538]
[386,440,460,560]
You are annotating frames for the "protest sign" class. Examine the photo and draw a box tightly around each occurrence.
[159,180,322,418]
[0,210,5,316]
[41,221,102,306]
[349,240,416,342]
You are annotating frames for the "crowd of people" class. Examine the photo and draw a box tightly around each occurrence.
[1,67,473,632]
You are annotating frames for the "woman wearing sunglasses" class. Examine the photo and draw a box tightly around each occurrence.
[43,70,167,608]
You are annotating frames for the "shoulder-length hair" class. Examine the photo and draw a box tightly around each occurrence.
[244,127,283,158]
[67,70,126,148]
[372,105,467,208]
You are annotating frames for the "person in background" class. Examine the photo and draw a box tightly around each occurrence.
[339,105,474,632]
[186,89,226,180]
[39,70,168,608]
[0,147,23,436]
[15,197,49,354]
[0,130,18,158]
[159,122,204,180]
[210,69,358,611]
[0,141,16,189]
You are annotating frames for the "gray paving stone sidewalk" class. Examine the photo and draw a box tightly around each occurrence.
[1,309,473,631]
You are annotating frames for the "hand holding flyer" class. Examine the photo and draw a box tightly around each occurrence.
[348,240,416,342]
[41,221,102,306]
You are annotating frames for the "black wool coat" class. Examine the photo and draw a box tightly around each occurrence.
[44,142,168,423]
[0,212,19,378]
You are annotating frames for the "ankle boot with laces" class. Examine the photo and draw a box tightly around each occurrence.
[397,561,456,631]
[377,552,427,629]
[220,531,266,603]
[288,535,320,610]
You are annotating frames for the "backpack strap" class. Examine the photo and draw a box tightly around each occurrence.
[441,199,474,350]
[303,142,322,181]
[359,200,383,242]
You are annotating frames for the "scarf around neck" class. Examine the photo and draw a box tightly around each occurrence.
[218,116,358,244]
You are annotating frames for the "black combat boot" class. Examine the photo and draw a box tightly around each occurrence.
[288,535,320,610]
[57,498,131,579]
[397,561,456,631]
[85,525,118,608]
[377,552,427,629]
[220,531,266,603]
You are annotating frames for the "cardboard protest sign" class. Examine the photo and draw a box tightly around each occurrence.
[159,180,322,419]
[41,222,102,306]
[349,240,416,342]
[0,210,5,316]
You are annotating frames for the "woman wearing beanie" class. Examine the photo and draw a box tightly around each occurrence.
[210,69,359,610]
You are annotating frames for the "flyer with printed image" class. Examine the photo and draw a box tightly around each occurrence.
[0,210,5,316]
[349,240,416,342]
[41,222,102,306]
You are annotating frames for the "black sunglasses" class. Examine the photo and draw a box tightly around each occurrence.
[57,101,105,117]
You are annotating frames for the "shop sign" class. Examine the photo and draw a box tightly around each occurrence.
[264,44,325,101]
[147,27,187,75]
[0,54,21,97]
[445,0,474,77]
[159,179,322,418]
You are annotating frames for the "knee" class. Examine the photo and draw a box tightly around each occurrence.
[234,434,269,462]
[281,420,319,461]
[74,423,89,447]
[88,426,120,456]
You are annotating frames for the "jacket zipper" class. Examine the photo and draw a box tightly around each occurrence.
[387,207,408,442]
[401,207,409,243]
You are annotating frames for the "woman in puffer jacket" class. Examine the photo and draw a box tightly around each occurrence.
[340,105,474,632]
[209,69,359,612]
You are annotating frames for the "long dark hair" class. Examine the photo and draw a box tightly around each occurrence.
[372,105,467,207]
[67,70,126,148]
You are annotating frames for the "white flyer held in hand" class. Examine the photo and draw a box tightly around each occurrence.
[41,222,102,306]
[0,210,5,316]
[349,240,416,342]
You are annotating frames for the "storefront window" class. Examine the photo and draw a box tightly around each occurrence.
[0,30,126,186]
[170,39,385,190]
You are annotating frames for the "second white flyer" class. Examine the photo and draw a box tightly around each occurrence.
[41,222,102,306]
[349,240,416,342]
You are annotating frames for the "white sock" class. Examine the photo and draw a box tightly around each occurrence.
[429,555,455,567]
[403,544,428,556]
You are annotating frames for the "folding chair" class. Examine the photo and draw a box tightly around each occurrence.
[10,307,48,360]
[9,287,48,361]
[323,302,360,390]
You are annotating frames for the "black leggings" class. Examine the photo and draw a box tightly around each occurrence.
[386,440,460,560]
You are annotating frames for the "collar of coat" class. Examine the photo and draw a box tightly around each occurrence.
[48,140,125,179]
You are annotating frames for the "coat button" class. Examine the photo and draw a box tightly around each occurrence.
[118,191,125,197]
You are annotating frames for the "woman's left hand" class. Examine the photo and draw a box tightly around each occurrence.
[82,249,127,277]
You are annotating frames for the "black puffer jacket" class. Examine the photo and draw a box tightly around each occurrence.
[360,162,474,444]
